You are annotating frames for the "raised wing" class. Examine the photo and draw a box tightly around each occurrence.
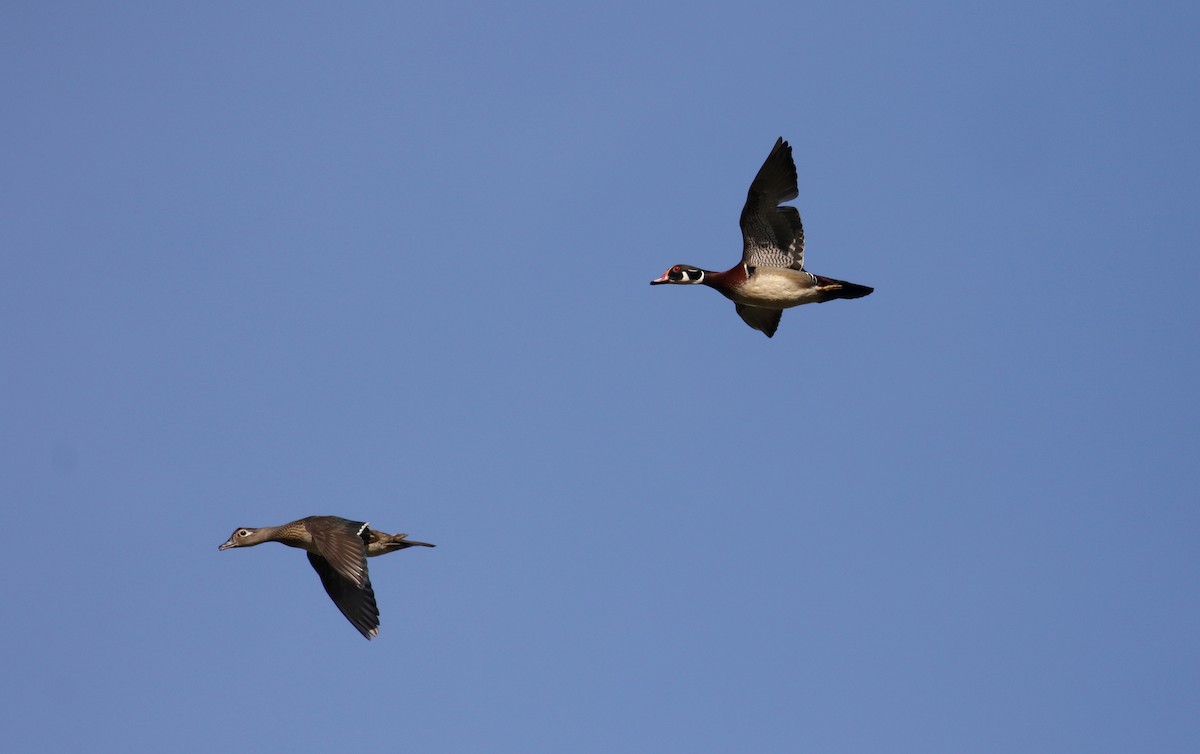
[739,137,805,270]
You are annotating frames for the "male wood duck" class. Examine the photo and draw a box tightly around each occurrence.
[218,515,434,640]
[651,137,873,337]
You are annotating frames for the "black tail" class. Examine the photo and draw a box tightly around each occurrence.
[815,275,873,301]
[399,539,436,548]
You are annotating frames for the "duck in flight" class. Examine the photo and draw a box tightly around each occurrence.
[651,137,873,337]
[218,515,434,640]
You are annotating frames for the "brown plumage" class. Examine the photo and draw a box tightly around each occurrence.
[218,515,434,640]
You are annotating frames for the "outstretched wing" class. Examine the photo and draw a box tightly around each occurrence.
[740,137,805,270]
[304,517,379,638]
[306,517,371,588]
[307,553,380,639]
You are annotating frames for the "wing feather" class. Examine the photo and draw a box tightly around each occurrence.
[307,553,380,639]
[740,137,805,270]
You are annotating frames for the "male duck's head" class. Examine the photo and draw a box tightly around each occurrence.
[650,265,705,285]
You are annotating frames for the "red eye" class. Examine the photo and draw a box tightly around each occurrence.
[672,265,681,272]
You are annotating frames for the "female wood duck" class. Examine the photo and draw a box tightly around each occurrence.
[218,515,434,640]
[651,137,873,337]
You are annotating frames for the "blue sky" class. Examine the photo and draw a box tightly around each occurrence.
[3,1,1198,751]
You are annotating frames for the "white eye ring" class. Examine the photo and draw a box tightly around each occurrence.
[238,529,250,537]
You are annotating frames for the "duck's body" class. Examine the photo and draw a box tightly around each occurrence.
[651,137,872,337]
[703,265,834,309]
[218,515,434,640]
